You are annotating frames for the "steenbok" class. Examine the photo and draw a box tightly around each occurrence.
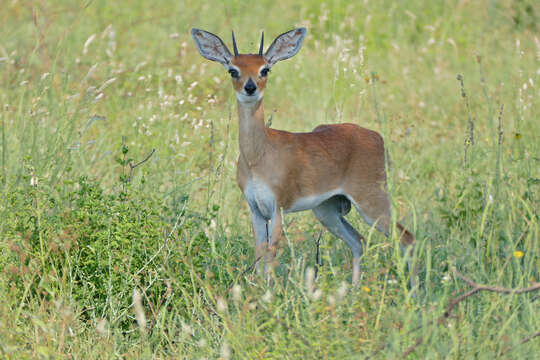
[192,28,416,288]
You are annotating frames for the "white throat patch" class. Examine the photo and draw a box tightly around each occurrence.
[236,91,264,103]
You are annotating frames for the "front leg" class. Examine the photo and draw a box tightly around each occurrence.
[265,207,284,276]
[249,205,269,273]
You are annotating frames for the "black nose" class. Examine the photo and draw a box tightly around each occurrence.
[244,78,257,95]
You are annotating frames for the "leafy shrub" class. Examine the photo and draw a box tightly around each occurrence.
[1,156,216,329]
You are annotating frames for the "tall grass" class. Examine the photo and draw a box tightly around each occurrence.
[0,0,538,358]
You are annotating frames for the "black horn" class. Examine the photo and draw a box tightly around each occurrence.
[259,31,264,55]
[232,31,239,56]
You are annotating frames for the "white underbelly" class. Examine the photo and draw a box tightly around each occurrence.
[285,189,343,213]
[244,178,343,215]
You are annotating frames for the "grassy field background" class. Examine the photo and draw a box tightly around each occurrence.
[1,0,539,358]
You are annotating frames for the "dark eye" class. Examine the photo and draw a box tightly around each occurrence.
[260,68,270,77]
[228,68,239,78]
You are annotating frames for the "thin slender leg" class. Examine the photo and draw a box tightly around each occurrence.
[313,196,365,285]
[264,207,283,278]
[249,205,269,274]
[346,187,417,294]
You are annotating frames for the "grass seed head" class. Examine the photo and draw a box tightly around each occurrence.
[132,288,146,333]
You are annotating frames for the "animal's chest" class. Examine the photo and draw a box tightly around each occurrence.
[243,179,276,220]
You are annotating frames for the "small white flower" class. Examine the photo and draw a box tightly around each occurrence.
[30,176,38,186]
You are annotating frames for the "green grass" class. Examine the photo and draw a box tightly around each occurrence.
[1,0,539,358]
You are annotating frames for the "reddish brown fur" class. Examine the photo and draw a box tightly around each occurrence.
[230,55,268,93]
[232,54,415,259]
[192,44,414,287]
[191,27,416,287]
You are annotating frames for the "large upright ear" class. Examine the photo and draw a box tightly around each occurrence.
[264,28,306,66]
[191,28,232,66]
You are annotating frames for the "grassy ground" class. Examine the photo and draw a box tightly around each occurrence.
[1,0,539,358]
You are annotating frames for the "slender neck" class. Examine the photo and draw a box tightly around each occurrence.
[237,98,267,166]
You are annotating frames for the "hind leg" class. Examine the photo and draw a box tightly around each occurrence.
[313,195,365,285]
[345,186,417,292]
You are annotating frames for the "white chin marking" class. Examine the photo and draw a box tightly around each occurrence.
[236,91,263,103]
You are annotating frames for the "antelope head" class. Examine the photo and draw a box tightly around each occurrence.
[191,28,306,103]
